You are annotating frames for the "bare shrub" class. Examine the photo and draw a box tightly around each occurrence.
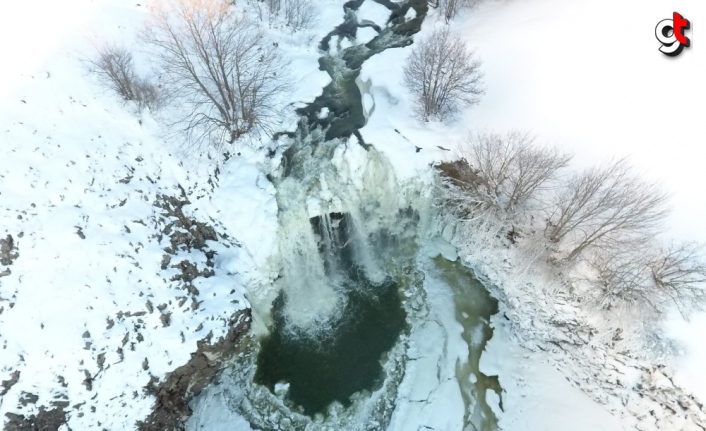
[648,241,706,318]
[545,159,670,262]
[85,43,162,110]
[585,241,706,319]
[429,0,478,23]
[259,0,316,31]
[457,131,572,214]
[403,27,483,121]
[265,0,282,14]
[586,246,657,316]
[143,0,290,151]
[283,0,317,31]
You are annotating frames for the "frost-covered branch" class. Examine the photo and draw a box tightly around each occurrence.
[545,158,670,261]
[143,0,291,151]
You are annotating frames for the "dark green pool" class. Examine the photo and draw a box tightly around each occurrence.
[254,267,407,416]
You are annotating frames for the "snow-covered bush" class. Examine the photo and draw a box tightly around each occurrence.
[545,158,669,262]
[85,43,162,111]
[403,27,483,122]
[455,131,571,215]
[435,136,706,328]
[579,240,706,331]
[143,0,290,151]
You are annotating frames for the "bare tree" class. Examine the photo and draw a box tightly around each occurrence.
[457,131,572,213]
[546,159,670,261]
[85,43,162,110]
[403,27,483,121]
[585,241,706,319]
[256,0,316,31]
[283,0,317,31]
[648,241,706,318]
[429,0,478,23]
[143,0,290,151]
[586,245,657,317]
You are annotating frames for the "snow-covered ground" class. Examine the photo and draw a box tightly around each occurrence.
[358,0,706,429]
[0,0,331,428]
[2,0,705,429]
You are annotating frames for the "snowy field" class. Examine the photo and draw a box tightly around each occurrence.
[0,0,328,427]
[360,1,706,427]
[1,0,705,429]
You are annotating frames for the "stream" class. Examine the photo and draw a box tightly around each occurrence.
[187,1,503,430]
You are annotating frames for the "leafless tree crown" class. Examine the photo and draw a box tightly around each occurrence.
[545,159,670,261]
[403,27,484,121]
[428,0,479,23]
[648,242,706,317]
[248,0,317,32]
[587,241,706,319]
[143,0,290,151]
[281,0,317,31]
[456,131,572,213]
[85,43,162,110]
[435,133,704,324]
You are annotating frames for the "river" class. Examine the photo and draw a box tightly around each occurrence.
[186,1,503,430]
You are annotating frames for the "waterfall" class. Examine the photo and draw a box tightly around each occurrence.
[273,142,412,334]
[318,213,341,277]
[276,178,343,332]
[346,206,385,284]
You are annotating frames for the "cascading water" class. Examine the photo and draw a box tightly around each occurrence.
[273,141,403,335]
[186,1,504,429]
[274,178,344,332]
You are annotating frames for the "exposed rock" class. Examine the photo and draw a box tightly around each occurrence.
[435,160,485,195]
[170,260,213,284]
[136,309,251,431]
[1,371,20,396]
[1,234,19,266]
[4,407,67,431]
[159,312,171,328]
[19,392,39,407]
[154,192,217,254]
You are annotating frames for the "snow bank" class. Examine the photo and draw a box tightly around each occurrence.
[481,316,626,431]
[0,0,296,428]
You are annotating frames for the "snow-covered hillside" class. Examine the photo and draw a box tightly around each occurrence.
[1,0,705,430]
[355,1,706,429]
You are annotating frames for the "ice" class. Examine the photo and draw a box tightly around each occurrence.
[480,316,626,431]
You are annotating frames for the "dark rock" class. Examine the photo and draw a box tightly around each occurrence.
[4,407,67,431]
[19,392,39,406]
[136,309,251,431]
[82,370,93,391]
[160,313,171,328]
[1,371,20,396]
[154,193,217,253]
[96,353,106,370]
[1,235,19,266]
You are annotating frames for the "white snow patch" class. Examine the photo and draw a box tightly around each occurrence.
[481,316,626,431]
[356,1,390,26]
[357,26,378,44]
